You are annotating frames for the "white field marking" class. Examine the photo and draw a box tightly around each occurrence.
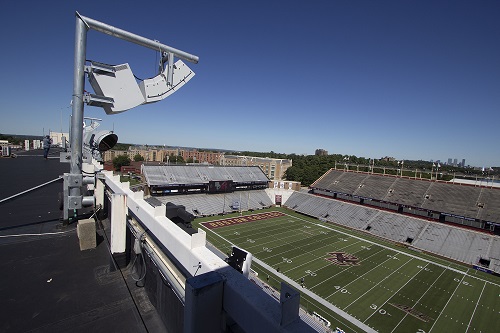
[282,212,500,288]
[310,246,386,290]
[465,280,486,333]
[252,256,377,333]
[344,258,414,310]
[281,239,362,274]
[302,229,316,236]
[246,224,350,259]
[225,219,321,253]
[390,266,448,333]
[325,252,402,300]
[283,241,361,273]
[427,272,468,333]
[217,216,299,242]
[242,218,353,260]
[364,262,430,323]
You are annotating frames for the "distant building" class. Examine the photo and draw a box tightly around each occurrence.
[103,148,222,165]
[180,149,222,165]
[447,158,452,165]
[220,155,292,180]
[453,158,458,166]
[315,149,328,156]
[462,159,466,167]
[49,131,69,147]
[380,156,396,162]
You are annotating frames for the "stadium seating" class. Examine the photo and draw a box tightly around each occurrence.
[154,190,273,216]
[143,165,269,187]
[311,169,500,224]
[284,191,499,272]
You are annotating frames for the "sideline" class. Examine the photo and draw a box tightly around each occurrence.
[200,223,377,333]
[285,212,500,287]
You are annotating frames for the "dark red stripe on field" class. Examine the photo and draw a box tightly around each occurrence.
[202,211,286,229]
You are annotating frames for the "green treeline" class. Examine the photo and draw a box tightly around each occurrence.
[234,151,497,186]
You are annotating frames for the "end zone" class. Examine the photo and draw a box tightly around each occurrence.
[202,211,285,229]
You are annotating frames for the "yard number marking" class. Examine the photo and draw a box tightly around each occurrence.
[334,286,351,294]
[417,265,432,272]
[305,270,317,277]
[369,304,391,316]
[454,278,472,287]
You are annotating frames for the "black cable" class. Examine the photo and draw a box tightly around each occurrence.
[94,206,150,333]
[131,230,148,286]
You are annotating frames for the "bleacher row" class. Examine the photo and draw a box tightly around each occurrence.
[155,190,274,216]
[285,191,499,272]
[312,169,500,224]
[143,165,269,186]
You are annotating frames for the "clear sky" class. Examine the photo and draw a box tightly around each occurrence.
[1,1,499,167]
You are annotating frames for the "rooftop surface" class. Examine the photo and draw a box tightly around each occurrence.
[0,149,164,332]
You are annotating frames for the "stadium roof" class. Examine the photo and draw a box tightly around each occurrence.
[143,165,269,187]
[0,150,162,331]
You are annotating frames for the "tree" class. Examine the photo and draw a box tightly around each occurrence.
[133,154,144,162]
[113,155,131,171]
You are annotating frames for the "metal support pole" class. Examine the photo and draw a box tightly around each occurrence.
[64,14,89,220]
[71,16,87,178]
[78,13,199,64]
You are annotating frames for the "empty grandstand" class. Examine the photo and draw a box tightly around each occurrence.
[142,164,270,195]
[142,165,500,274]
[284,191,499,273]
[142,165,274,216]
[311,169,500,233]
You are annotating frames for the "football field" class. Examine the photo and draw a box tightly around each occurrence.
[196,209,500,333]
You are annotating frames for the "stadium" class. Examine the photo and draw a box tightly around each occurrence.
[2,8,499,333]
[138,163,500,333]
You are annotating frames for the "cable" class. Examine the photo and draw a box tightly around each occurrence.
[0,177,63,204]
[131,230,148,284]
[0,229,75,238]
[94,207,150,332]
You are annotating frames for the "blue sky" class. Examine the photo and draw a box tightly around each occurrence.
[0,1,499,167]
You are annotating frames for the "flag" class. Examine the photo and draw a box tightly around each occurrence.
[437,163,441,168]
[489,167,494,171]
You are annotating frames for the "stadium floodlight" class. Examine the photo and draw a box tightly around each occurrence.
[63,12,199,223]
[86,60,195,114]
[82,118,118,162]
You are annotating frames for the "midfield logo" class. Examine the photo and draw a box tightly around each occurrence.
[325,252,360,266]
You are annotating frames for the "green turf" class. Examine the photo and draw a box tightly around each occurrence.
[194,208,500,333]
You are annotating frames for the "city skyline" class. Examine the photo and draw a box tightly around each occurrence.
[1,1,499,167]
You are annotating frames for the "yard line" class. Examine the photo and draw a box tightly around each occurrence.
[203,225,376,332]
[465,281,487,333]
[325,253,402,300]
[282,239,362,274]
[390,266,448,333]
[344,258,414,310]
[310,246,386,289]
[253,256,377,333]
[284,212,500,287]
[427,272,467,333]
[364,262,430,323]
[242,224,342,257]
